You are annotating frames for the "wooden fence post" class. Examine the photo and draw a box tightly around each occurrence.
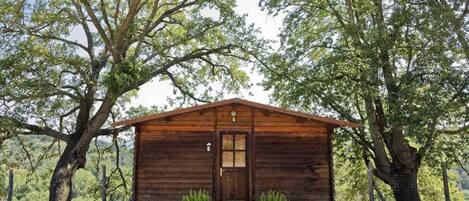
[442,163,451,201]
[373,179,386,201]
[7,168,13,201]
[368,161,375,201]
[101,165,107,201]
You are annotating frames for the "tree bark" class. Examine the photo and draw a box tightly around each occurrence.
[49,94,115,201]
[390,169,421,201]
[49,143,81,201]
[49,146,76,201]
[49,137,93,201]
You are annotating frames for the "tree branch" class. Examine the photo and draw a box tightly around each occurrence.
[121,44,234,93]
[16,136,36,172]
[28,32,88,51]
[72,0,95,58]
[363,90,392,174]
[438,124,469,135]
[80,0,118,59]
[1,28,88,52]
[115,0,141,53]
[165,70,210,103]
[0,116,71,143]
[417,119,438,160]
[147,0,198,34]
[95,125,131,137]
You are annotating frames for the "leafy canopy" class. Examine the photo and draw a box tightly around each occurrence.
[0,0,265,141]
[259,0,468,198]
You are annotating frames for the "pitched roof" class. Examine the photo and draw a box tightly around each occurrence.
[112,98,359,128]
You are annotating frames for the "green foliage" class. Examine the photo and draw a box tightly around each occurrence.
[0,136,133,200]
[334,137,466,201]
[0,0,265,198]
[181,189,210,201]
[125,105,161,118]
[259,0,468,199]
[259,190,288,201]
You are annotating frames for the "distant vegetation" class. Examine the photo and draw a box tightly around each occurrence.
[0,136,133,200]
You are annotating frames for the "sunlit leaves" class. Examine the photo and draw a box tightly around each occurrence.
[0,1,264,198]
[259,0,468,198]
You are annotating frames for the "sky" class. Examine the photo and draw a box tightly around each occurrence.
[129,0,284,108]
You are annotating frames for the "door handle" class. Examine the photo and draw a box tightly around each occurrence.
[220,168,223,177]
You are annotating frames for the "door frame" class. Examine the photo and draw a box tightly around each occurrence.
[215,128,253,201]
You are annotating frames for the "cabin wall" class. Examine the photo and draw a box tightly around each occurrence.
[254,132,330,201]
[134,104,333,201]
[136,130,214,201]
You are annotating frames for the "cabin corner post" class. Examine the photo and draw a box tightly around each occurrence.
[327,127,335,201]
[214,107,221,201]
[132,126,140,201]
[248,108,255,201]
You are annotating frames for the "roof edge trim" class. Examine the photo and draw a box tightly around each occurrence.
[112,98,359,128]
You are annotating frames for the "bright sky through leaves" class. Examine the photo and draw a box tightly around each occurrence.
[130,0,283,108]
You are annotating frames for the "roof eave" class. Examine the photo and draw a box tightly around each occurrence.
[112,98,360,128]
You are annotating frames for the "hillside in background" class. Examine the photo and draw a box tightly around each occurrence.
[0,136,133,201]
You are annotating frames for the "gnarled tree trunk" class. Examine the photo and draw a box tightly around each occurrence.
[49,97,114,201]
[49,139,92,201]
[390,168,420,201]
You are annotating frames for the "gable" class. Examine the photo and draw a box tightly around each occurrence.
[113,98,358,128]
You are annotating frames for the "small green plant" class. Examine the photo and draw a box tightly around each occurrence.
[259,190,288,201]
[181,189,210,201]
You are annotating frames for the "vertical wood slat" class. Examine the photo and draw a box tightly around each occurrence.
[327,127,335,201]
[133,127,140,201]
[214,108,221,201]
[249,108,254,201]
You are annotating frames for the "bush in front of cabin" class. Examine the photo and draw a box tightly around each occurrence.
[182,189,210,201]
[259,190,289,201]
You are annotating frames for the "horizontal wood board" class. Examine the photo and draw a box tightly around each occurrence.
[135,104,332,201]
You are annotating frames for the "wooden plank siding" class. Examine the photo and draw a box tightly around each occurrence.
[253,133,330,201]
[136,131,214,201]
[134,103,334,201]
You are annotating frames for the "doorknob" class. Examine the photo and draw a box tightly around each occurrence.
[220,168,223,177]
[206,143,212,152]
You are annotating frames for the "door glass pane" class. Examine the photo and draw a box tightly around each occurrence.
[234,135,245,150]
[234,151,246,167]
[223,151,234,167]
[223,135,233,150]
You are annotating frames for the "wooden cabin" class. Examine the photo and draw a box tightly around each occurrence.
[113,98,358,201]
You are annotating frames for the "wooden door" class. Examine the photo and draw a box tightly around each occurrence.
[220,133,248,201]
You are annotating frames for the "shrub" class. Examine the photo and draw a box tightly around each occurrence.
[181,189,210,201]
[259,190,288,201]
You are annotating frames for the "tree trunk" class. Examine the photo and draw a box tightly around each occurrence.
[49,141,90,201]
[48,95,115,201]
[390,169,421,201]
